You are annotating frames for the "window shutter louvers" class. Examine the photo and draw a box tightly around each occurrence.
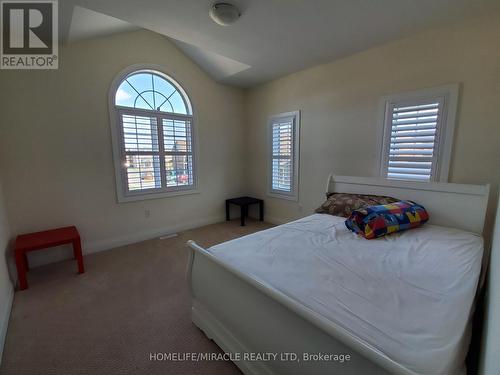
[163,118,194,187]
[119,110,195,193]
[386,101,443,182]
[271,117,294,192]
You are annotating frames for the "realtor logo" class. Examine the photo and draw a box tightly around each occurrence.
[1,0,58,69]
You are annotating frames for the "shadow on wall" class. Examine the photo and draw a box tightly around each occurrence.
[5,240,16,288]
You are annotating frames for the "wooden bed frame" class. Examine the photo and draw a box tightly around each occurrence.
[186,174,490,375]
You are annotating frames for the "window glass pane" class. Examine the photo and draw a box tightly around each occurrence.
[153,75,176,112]
[272,158,292,192]
[116,71,189,114]
[122,115,159,152]
[125,155,161,191]
[152,74,176,94]
[163,119,191,152]
[165,155,193,187]
[115,82,135,108]
[133,95,153,111]
[126,73,154,109]
[164,91,187,114]
[126,73,152,94]
[272,122,292,157]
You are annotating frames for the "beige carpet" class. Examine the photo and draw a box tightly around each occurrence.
[0,219,272,375]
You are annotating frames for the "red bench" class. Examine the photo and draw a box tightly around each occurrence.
[15,226,85,290]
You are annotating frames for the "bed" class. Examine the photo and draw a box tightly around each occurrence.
[186,174,490,375]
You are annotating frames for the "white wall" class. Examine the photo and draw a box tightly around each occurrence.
[480,200,500,375]
[245,14,500,226]
[0,30,246,266]
[0,178,13,364]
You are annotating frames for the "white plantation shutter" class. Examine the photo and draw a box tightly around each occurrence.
[162,118,194,187]
[268,111,300,200]
[380,85,458,183]
[387,101,442,181]
[272,119,293,191]
[121,114,161,191]
[119,109,195,195]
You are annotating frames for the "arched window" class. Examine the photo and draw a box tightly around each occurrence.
[110,68,196,201]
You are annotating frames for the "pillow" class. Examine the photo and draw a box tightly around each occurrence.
[345,200,429,239]
[315,193,398,218]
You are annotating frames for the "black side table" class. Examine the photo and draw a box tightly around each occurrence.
[226,197,264,226]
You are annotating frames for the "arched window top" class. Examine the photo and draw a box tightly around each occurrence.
[115,69,192,115]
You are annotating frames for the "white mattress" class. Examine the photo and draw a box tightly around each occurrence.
[208,214,483,375]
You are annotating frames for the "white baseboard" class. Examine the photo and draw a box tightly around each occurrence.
[83,215,224,255]
[0,282,14,366]
[26,215,225,268]
[191,299,275,375]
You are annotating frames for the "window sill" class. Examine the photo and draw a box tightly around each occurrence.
[117,188,199,203]
[267,191,299,202]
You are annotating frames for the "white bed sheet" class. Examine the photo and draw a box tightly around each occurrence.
[208,214,483,375]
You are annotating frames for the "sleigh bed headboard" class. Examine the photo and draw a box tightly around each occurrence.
[326,174,490,234]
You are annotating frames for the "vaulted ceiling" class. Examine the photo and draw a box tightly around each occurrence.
[62,0,500,87]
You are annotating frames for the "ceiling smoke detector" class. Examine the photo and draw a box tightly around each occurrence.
[209,3,241,26]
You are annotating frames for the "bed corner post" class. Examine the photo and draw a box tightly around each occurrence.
[186,240,197,295]
[326,173,334,195]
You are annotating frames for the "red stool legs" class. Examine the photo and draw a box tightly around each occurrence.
[73,237,85,274]
[15,249,28,291]
[23,253,29,271]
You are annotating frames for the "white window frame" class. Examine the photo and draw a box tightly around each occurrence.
[267,110,300,201]
[378,84,459,182]
[108,64,198,203]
